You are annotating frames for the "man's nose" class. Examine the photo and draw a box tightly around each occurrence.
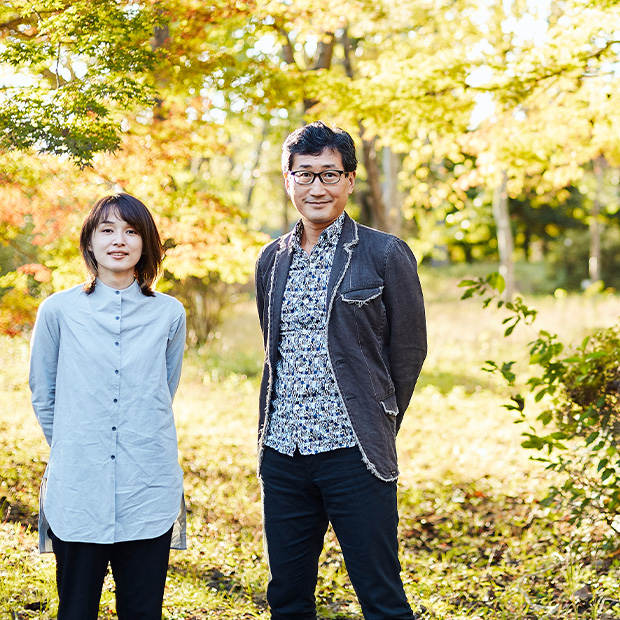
[309,176,327,191]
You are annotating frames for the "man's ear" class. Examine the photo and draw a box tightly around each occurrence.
[348,171,356,194]
[284,173,293,197]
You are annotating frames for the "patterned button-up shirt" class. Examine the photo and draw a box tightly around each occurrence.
[264,215,358,455]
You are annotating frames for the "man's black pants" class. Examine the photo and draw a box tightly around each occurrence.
[261,446,415,620]
[49,527,172,620]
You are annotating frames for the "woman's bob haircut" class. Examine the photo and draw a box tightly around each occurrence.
[79,193,164,296]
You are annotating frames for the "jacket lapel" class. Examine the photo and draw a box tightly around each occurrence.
[327,212,358,301]
[267,233,294,366]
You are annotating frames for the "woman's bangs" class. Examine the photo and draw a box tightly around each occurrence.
[100,202,143,235]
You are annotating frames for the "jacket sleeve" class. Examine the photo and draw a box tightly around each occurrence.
[166,307,187,401]
[29,299,60,446]
[383,238,427,432]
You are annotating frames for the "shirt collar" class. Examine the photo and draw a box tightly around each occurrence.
[292,213,345,252]
[92,278,142,299]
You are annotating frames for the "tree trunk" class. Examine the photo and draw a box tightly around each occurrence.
[245,122,267,210]
[492,171,516,299]
[590,155,605,283]
[360,131,388,231]
[151,19,169,122]
[303,34,335,113]
[382,146,402,236]
[341,27,390,232]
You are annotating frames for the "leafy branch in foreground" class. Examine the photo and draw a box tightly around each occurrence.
[460,273,620,547]
[0,0,161,166]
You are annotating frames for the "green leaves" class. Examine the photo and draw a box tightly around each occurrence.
[459,272,537,336]
[483,359,517,385]
[0,0,160,165]
[459,272,502,297]
[0,90,120,165]
[462,269,620,545]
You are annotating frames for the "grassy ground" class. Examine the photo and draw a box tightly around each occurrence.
[2,266,620,619]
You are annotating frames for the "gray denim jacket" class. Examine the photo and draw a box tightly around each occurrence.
[255,213,427,481]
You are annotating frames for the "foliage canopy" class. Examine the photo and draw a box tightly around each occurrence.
[4,0,620,337]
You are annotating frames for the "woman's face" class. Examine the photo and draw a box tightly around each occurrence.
[89,209,143,288]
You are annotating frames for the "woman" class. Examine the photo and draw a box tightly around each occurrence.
[29,193,186,620]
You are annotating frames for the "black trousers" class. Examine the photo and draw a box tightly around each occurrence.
[49,527,173,620]
[261,447,415,620]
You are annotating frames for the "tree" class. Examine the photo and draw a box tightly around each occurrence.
[5,0,620,342]
[456,0,620,294]
[298,0,479,234]
[0,0,273,341]
[0,0,163,165]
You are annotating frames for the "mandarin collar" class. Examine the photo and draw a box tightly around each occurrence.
[91,278,142,299]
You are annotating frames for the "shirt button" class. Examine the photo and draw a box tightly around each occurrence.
[111,455,116,460]
[115,370,119,374]
[115,342,119,346]
[115,316,120,320]
[113,398,118,403]
[112,426,117,431]
[115,291,120,295]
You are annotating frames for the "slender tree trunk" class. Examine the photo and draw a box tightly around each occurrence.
[303,34,334,113]
[590,155,605,283]
[340,28,389,231]
[492,171,516,299]
[245,122,267,210]
[382,146,401,236]
[151,18,169,122]
[360,130,388,230]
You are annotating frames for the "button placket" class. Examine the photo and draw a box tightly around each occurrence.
[111,290,122,462]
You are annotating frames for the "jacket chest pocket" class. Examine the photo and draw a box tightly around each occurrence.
[339,285,385,333]
[340,285,383,306]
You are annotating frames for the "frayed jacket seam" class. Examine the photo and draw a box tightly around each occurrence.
[340,286,384,306]
[257,237,290,477]
[380,400,398,416]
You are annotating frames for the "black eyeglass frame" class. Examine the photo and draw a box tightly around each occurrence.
[289,169,350,185]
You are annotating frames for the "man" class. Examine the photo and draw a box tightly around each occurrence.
[255,121,427,620]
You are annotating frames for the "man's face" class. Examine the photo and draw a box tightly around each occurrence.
[285,148,356,234]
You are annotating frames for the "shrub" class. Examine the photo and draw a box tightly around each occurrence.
[461,273,620,545]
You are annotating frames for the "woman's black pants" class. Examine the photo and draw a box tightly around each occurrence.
[49,527,173,620]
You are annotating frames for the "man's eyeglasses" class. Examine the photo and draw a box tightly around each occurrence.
[289,170,349,185]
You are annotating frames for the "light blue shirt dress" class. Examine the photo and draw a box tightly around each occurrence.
[29,279,186,552]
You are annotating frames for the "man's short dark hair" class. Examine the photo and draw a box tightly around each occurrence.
[282,121,358,174]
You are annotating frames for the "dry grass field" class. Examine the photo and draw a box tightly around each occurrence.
[2,266,620,618]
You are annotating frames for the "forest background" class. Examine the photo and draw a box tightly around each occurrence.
[3,0,620,618]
